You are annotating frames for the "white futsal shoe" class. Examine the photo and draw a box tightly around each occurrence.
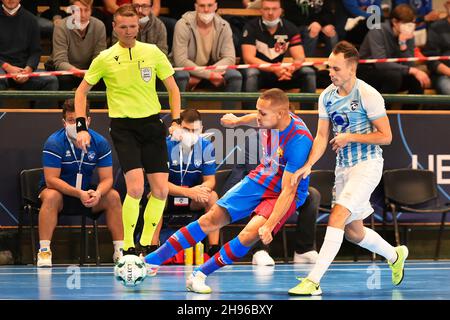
[186,271,212,294]
[293,250,319,264]
[37,248,52,267]
[252,250,275,266]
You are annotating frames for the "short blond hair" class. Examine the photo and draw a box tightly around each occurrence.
[113,4,138,22]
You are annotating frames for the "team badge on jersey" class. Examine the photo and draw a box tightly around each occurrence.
[87,151,96,161]
[350,100,359,111]
[331,111,350,133]
[276,146,284,158]
[140,67,152,82]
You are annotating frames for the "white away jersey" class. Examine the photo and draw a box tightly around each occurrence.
[318,79,387,167]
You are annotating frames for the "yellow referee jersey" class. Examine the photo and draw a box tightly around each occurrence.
[84,41,174,118]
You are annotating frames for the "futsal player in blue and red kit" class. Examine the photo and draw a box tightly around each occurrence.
[144,88,313,293]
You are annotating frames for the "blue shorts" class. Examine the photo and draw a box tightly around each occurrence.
[217,177,266,223]
[216,177,297,234]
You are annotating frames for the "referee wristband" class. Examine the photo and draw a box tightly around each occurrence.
[76,117,88,132]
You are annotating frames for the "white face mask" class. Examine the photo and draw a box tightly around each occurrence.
[262,18,280,28]
[65,123,78,141]
[2,4,21,15]
[399,22,415,35]
[181,130,200,149]
[74,20,90,31]
[198,12,215,24]
[139,15,150,25]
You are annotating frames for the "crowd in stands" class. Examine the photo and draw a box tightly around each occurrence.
[0,0,449,110]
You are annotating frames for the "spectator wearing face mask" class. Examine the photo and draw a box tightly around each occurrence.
[46,0,107,92]
[172,0,242,109]
[151,108,221,257]
[357,3,431,101]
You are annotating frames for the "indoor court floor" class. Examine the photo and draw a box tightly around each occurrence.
[1,261,449,300]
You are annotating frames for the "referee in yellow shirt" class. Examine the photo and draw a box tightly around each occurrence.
[74,4,181,258]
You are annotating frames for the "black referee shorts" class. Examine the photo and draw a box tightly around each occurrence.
[110,114,169,174]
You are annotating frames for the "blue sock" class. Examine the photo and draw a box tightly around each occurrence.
[196,237,251,276]
[145,221,207,265]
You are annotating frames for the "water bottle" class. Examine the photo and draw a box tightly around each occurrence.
[184,247,193,265]
[194,242,204,265]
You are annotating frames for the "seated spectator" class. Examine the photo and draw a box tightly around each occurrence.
[47,0,107,91]
[281,0,338,57]
[151,109,221,257]
[21,0,65,38]
[220,116,319,265]
[172,0,242,109]
[422,0,450,96]
[357,4,431,101]
[342,0,383,46]
[241,0,317,110]
[393,0,443,47]
[0,0,59,108]
[37,99,123,267]
[111,0,168,55]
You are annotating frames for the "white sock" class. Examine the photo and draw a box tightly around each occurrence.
[357,227,397,264]
[308,226,344,284]
[113,240,124,253]
[39,240,51,251]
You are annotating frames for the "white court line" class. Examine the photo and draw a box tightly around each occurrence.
[1,261,449,270]
[2,267,450,276]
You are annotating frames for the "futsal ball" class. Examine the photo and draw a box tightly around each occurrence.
[114,255,147,287]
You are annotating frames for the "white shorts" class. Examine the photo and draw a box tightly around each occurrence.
[333,158,383,225]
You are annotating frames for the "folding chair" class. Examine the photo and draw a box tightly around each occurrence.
[383,168,450,260]
[19,168,102,265]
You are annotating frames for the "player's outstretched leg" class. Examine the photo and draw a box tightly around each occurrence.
[144,205,229,276]
[288,204,350,296]
[186,237,252,294]
[186,215,265,294]
[345,220,408,286]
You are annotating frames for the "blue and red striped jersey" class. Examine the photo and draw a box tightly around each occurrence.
[247,113,313,206]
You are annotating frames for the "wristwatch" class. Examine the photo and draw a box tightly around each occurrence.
[171,118,181,125]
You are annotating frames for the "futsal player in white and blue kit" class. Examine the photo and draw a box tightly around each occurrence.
[288,41,409,296]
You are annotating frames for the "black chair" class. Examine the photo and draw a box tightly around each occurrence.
[383,168,450,260]
[309,170,335,214]
[309,169,377,261]
[19,168,102,266]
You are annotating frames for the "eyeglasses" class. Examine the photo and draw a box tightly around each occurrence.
[132,4,151,10]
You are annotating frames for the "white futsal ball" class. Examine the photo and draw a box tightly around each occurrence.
[114,255,147,287]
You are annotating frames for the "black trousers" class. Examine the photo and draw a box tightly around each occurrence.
[357,64,424,109]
